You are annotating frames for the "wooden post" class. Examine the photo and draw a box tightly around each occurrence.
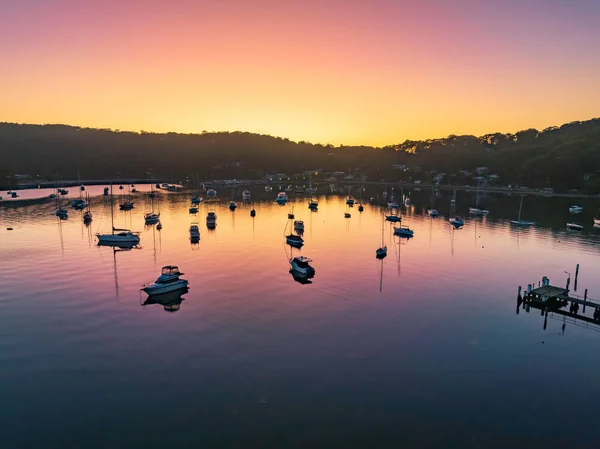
[583,289,588,313]
[575,264,580,292]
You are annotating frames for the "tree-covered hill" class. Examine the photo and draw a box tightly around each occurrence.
[1,118,598,191]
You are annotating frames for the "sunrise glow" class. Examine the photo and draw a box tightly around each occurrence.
[1,0,599,145]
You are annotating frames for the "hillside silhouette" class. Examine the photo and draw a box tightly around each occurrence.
[1,119,599,191]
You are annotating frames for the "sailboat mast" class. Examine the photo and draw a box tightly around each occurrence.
[518,196,524,221]
[110,184,115,233]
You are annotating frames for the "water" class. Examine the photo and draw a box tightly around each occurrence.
[2,185,600,448]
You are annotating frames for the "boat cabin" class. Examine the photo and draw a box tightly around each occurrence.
[292,256,312,268]
[161,266,182,277]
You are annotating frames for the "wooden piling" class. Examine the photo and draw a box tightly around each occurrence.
[575,264,580,291]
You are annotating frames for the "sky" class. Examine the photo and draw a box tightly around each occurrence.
[1,0,599,145]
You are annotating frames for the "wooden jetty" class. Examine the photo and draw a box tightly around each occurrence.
[518,272,600,323]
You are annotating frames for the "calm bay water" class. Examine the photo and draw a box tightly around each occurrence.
[2,185,600,448]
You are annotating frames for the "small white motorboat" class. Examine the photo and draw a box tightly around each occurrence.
[510,220,535,227]
[569,205,583,214]
[404,198,411,206]
[276,192,287,204]
[388,202,400,209]
[449,216,465,227]
[120,201,135,210]
[293,220,304,232]
[427,209,439,217]
[394,225,414,238]
[594,217,600,226]
[55,208,68,219]
[242,189,251,200]
[191,197,202,205]
[144,212,160,224]
[206,188,217,198]
[469,207,489,215]
[142,266,188,295]
[290,256,315,277]
[567,222,583,231]
[189,223,200,240]
[206,211,217,228]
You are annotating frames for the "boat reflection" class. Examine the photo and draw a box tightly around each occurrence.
[289,269,313,284]
[141,287,189,313]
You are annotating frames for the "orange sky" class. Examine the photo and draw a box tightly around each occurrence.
[1,0,599,145]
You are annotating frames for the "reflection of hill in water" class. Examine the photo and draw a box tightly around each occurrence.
[142,287,189,313]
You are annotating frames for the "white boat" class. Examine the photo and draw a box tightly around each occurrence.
[376,214,387,258]
[55,208,68,219]
[286,234,304,247]
[469,179,488,215]
[145,212,160,224]
[569,205,583,214]
[145,189,160,224]
[71,198,86,209]
[206,211,217,227]
[567,222,583,231]
[191,197,202,204]
[594,217,600,226]
[276,192,287,204]
[469,207,489,215]
[394,225,414,238]
[189,223,200,240]
[510,196,534,226]
[449,216,465,227]
[293,220,304,232]
[97,185,140,247]
[142,266,188,295]
[427,209,439,217]
[206,188,217,198]
[404,198,411,206]
[141,287,188,312]
[388,202,400,209]
[290,256,315,277]
[242,189,251,200]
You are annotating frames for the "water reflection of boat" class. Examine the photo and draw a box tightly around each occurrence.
[510,196,535,226]
[289,270,313,284]
[141,287,189,313]
[286,234,304,247]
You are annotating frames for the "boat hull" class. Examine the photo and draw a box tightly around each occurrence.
[143,279,189,295]
[97,234,140,245]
